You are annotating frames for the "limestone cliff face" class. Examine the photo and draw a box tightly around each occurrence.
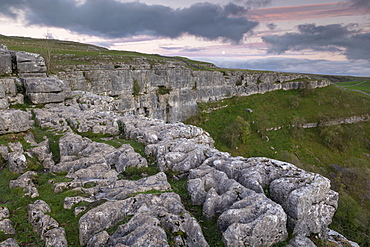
[56,59,330,122]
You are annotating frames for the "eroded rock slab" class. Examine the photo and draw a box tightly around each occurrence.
[0,109,33,135]
[9,171,39,198]
[79,192,209,247]
[27,200,68,247]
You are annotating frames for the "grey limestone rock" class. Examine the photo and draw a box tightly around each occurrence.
[7,151,27,174]
[0,109,33,134]
[327,229,360,247]
[202,154,339,238]
[86,231,110,247]
[286,235,316,247]
[0,44,12,75]
[0,207,10,221]
[86,172,171,200]
[0,238,19,247]
[58,132,91,157]
[28,138,55,169]
[14,51,47,77]
[79,193,208,246]
[23,76,70,104]
[27,200,68,246]
[188,164,288,246]
[0,219,16,235]
[9,171,39,198]
[0,145,8,161]
[43,227,68,247]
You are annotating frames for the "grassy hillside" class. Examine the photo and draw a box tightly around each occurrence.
[0,34,215,73]
[185,85,370,246]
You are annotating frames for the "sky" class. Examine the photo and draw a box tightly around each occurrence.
[0,0,369,76]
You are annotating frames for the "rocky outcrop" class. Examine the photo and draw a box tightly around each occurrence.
[13,51,47,78]
[29,97,341,246]
[56,57,330,122]
[27,200,68,247]
[0,45,352,246]
[0,44,12,75]
[79,192,209,247]
[0,207,16,236]
[9,171,39,198]
[0,238,19,247]
[0,110,33,135]
[22,76,70,104]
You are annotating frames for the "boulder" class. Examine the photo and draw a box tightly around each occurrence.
[0,219,16,235]
[0,44,12,75]
[0,207,10,220]
[0,109,33,134]
[0,238,19,247]
[9,171,39,198]
[188,165,288,246]
[27,200,68,246]
[14,51,46,77]
[79,193,208,246]
[286,235,316,247]
[7,151,27,173]
[22,76,70,104]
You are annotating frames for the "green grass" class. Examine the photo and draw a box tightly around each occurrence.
[185,85,370,246]
[336,79,370,93]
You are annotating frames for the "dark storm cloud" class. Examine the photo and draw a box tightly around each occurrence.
[348,0,370,10]
[0,0,258,43]
[262,23,370,61]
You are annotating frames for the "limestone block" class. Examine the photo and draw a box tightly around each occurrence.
[0,238,19,247]
[7,151,27,173]
[0,219,16,235]
[0,109,33,134]
[0,44,12,75]
[15,51,46,77]
[79,193,208,246]
[9,171,39,198]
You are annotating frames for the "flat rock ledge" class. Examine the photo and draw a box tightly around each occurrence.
[27,91,344,246]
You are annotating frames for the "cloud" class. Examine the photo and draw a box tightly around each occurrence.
[262,23,370,61]
[348,0,370,10]
[0,0,258,43]
[196,57,370,77]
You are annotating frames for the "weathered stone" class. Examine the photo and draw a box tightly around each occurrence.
[286,234,316,247]
[79,193,208,246]
[89,172,171,200]
[0,238,19,247]
[9,171,39,198]
[86,231,110,247]
[0,207,10,221]
[63,196,95,210]
[0,219,16,235]
[0,78,17,96]
[0,110,33,134]
[43,227,68,247]
[14,51,46,77]
[218,195,288,247]
[59,132,91,157]
[270,174,338,237]
[8,142,23,153]
[108,214,168,247]
[27,200,68,246]
[7,151,27,173]
[22,76,70,104]
[0,145,8,161]
[327,229,360,247]
[0,44,12,75]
